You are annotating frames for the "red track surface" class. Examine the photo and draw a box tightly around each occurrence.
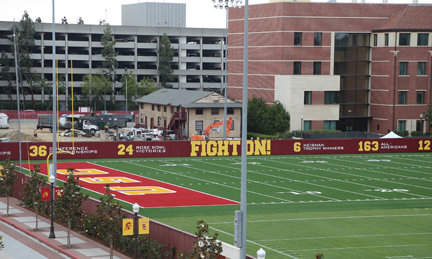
[23,162,239,208]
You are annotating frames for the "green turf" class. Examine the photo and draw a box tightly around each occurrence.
[23,153,432,258]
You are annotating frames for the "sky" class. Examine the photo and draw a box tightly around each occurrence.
[1,0,431,29]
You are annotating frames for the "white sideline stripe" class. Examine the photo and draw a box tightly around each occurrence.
[256,232,432,242]
[209,226,300,259]
[287,243,432,252]
[209,213,432,224]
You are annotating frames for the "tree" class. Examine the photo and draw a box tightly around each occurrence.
[120,68,138,109]
[11,11,36,110]
[265,100,290,135]
[158,33,175,88]
[99,19,106,25]
[247,95,268,134]
[101,24,118,110]
[424,100,432,132]
[1,50,14,109]
[77,17,84,24]
[56,167,89,248]
[247,96,290,135]
[32,73,51,108]
[35,17,42,23]
[81,71,110,111]
[96,184,127,259]
[0,235,3,250]
[187,220,222,259]
[21,164,46,231]
[0,156,17,216]
[138,77,160,97]
[61,16,68,24]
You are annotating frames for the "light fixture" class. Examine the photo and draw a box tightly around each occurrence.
[133,203,140,213]
[257,248,266,259]
[49,174,55,183]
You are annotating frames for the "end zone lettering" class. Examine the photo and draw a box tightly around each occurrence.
[190,140,271,157]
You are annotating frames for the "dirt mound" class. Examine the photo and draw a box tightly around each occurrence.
[0,130,42,142]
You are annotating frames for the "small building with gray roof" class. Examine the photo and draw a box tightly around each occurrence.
[134,89,242,139]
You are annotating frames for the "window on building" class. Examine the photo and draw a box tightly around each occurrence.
[196,108,203,115]
[157,105,161,111]
[313,62,321,75]
[399,62,407,75]
[324,92,338,104]
[171,106,175,114]
[398,120,406,131]
[158,117,161,126]
[304,91,312,104]
[195,120,203,131]
[314,32,322,46]
[140,114,143,123]
[227,108,234,115]
[230,120,234,130]
[399,33,410,46]
[418,62,426,75]
[294,62,301,75]
[294,32,302,46]
[164,106,167,112]
[417,91,425,104]
[304,121,311,130]
[373,34,377,46]
[324,121,336,130]
[151,104,155,110]
[398,91,407,104]
[211,108,219,115]
[418,33,428,46]
[177,106,180,112]
[385,33,389,46]
[140,103,144,109]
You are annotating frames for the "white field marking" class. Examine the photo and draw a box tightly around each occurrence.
[287,243,432,252]
[283,157,432,199]
[124,161,292,203]
[255,232,432,242]
[246,196,432,206]
[208,213,432,225]
[209,226,300,259]
[369,156,432,176]
[343,156,432,177]
[169,163,301,203]
[378,154,432,165]
[327,157,432,186]
[200,160,340,201]
[243,159,388,200]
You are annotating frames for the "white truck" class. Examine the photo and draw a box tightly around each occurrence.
[38,114,99,134]
[0,113,9,129]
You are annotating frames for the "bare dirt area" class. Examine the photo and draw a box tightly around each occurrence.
[0,119,104,142]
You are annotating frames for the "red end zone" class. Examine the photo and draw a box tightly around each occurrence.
[23,162,239,208]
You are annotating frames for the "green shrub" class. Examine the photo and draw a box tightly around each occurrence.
[393,130,409,137]
[246,132,277,140]
[410,131,423,137]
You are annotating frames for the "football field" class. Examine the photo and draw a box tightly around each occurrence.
[26,152,432,258]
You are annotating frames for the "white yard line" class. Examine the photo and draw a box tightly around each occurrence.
[209,213,432,225]
[286,243,432,252]
[122,161,294,203]
[209,226,301,259]
[255,232,432,242]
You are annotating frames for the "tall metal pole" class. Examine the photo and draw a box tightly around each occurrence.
[223,7,228,140]
[52,0,57,186]
[240,0,249,258]
[13,21,22,173]
[126,76,128,116]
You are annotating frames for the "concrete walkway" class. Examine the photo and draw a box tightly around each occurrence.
[0,197,131,259]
